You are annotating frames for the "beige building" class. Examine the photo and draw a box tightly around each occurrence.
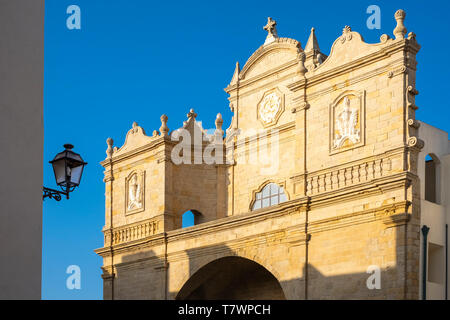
[95,10,450,299]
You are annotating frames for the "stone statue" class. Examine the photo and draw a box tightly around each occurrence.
[127,174,142,210]
[334,97,360,148]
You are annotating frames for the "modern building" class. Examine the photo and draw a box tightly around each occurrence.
[0,0,45,300]
[95,10,449,299]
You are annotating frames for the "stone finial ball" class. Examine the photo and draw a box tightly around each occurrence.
[395,9,406,19]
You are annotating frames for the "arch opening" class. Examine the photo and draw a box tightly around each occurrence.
[176,256,286,300]
[182,210,202,228]
[425,154,440,204]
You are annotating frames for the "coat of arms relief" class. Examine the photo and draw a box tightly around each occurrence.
[330,92,365,153]
[258,88,284,127]
[126,171,145,214]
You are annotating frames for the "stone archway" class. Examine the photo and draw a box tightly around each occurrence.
[176,256,286,300]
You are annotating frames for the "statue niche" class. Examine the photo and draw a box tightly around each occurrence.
[126,171,145,213]
[329,91,365,154]
[334,96,360,148]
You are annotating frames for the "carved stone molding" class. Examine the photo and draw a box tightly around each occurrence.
[101,265,115,280]
[387,65,406,78]
[291,102,309,114]
[406,85,419,110]
[377,201,412,228]
[340,26,353,43]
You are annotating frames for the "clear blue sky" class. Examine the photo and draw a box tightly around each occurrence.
[42,0,450,299]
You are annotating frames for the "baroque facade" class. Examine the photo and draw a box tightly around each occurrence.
[95,10,450,299]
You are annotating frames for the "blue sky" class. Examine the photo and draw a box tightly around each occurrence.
[42,0,450,299]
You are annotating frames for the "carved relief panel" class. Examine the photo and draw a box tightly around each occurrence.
[329,90,365,154]
[257,88,285,127]
[125,170,145,215]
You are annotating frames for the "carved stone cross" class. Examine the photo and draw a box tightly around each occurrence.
[187,108,197,120]
[264,17,277,35]
[263,17,278,44]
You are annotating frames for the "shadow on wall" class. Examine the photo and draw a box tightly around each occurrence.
[176,256,286,300]
[169,230,409,300]
[114,215,416,300]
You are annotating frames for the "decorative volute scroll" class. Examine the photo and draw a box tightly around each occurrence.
[125,170,145,214]
[407,136,424,149]
[257,88,284,127]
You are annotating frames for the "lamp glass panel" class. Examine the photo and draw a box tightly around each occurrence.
[52,159,67,185]
[70,165,83,185]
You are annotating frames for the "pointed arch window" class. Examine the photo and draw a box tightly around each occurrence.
[252,183,287,210]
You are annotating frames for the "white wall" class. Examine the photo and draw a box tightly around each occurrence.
[0,0,45,299]
[418,121,450,300]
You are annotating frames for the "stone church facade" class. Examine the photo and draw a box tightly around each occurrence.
[95,10,450,299]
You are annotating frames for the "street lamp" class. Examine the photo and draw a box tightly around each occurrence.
[43,144,87,201]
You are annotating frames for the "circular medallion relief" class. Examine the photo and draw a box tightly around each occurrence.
[259,92,281,125]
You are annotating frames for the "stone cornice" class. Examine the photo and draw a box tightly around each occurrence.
[288,40,415,93]
[166,198,308,243]
[308,200,411,234]
[94,233,166,257]
[114,255,166,271]
[95,199,308,257]
[166,225,309,264]
[233,121,295,150]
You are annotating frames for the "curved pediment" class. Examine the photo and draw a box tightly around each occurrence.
[311,27,397,75]
[239,38,302,81]
[112,122,158,158]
